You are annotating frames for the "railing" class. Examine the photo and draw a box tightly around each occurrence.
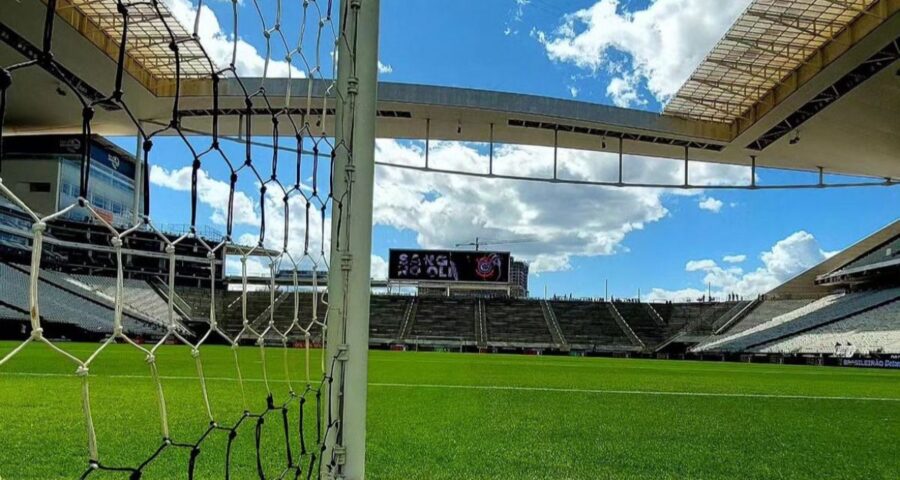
[607,302,645,350]
[540,300,567,347]
[248,290,291,330]
[398,297,418,341]
[713,297,762,335]
[150,276,194,320]
[474,299,488,348]
[644,303,666,326]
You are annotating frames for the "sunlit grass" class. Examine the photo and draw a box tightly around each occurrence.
[1,342,898,479]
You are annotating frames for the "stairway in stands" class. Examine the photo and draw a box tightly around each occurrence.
[540,300,567,347]
[549,300,633,348]
[369,295,411,342]
[474,299,487,348]
[398,297,418,341]
[607,303,645,350]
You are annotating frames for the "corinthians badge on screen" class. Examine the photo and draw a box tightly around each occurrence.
[474,253,503,281]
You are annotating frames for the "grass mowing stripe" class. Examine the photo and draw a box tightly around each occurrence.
[2,372,896,402]
[369,382,900,402]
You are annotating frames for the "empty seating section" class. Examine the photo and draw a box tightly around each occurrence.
[369,296,409,340]
[614,302,665,346]
[176,287,221,321]
[760,300,900,355]
[484,299,552,345]
[0,304,26,320]
[725,299,815,335]
[7,266,898,358]
[648,303,673,323]
[700,288,900,352]
[68,273,183,326]
[410,297,475,341]
[710,301,751,332]
[667,304,708,330]
[549,301,631,346]
[696,302,741,333]
[243,292,326,340]
[0,263,159,337]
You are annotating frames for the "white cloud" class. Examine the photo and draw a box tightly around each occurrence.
[537,0,751,103]
[568,85,579,98]
[648,231,834,301]
[685,259,716,272]
[698,196,723,213]
[373,139,748,273]
[606,75,643,107]
[371,255,388,280]
[150,139,750,279]
[378,61,393,74]
[162,0,304,78]
[149,165,260,227]
[150,165,330,267]
[722,254,746,264]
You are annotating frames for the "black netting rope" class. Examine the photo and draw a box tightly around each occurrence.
[0,0,356,479]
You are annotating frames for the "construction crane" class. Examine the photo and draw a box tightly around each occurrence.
[454,237,537,251]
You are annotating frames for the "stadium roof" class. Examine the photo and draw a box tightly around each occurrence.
[767,218,900,298]
[665,0,882,124]
[1,0,898,180]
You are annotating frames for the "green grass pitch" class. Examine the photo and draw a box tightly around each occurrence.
[1,341,898,479]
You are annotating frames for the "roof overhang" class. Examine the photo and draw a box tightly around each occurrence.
[766,219,900,299]
[1,0,898,179]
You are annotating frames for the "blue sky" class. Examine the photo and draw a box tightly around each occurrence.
[112,0,897,301]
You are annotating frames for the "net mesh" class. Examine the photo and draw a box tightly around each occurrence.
[0,0,360,478]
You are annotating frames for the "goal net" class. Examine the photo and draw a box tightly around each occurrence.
[0,0,377,478]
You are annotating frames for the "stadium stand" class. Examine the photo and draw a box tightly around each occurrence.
[549,301,635,349]
[369,295,410,342]
[176,286,224,322]
[540,300,567,346]
[613,302,666,348]
[68,274,185,327]
[474,299,488,348]
[484,299,553,346]
[710,301,752,332]
[398,298,418,340]
[720,299,816,335]
[409,297,476,344]
[0,262,161,338]
[759,299,900,355]
[698,288,900,352]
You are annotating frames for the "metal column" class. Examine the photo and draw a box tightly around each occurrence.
[133,127,143,224]
[324,0,379,478]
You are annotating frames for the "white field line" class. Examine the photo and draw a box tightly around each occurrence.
[2,371,899,402]
[369,357,900,378]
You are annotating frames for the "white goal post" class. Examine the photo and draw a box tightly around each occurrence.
[324,0,381,479]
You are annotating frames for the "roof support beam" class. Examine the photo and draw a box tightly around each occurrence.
[679,96,750,119]
[743,10,838,41]
[724,35,812,62]
[821,0,885,18]
[691,78,763,99]
[705,59,788,85]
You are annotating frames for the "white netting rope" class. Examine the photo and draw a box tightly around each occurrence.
[0,0,359,478]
